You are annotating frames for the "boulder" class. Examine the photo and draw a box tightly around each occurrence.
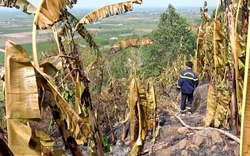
[192,84,209,113]
[172,138,189,151]
[177,127,190,135]
[192,129,208,147]
[207,129,223,145]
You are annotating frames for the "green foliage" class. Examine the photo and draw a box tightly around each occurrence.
[0,82,5,129]
[106,50,130,78]
[140,4,197,77]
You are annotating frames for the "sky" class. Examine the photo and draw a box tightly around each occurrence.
[0,0,218,11]
[75,0,218,8]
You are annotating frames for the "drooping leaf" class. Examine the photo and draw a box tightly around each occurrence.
[75,73,82,115]
[30,0,78,28]
[146,81,157,134]
[108,38,153,54]
[81,87,104,156]
[129,77,153,156]
[77,0,143,25]
[64,0,77,9]
[128,77,140,155]
[205,84,217,127]
[129,76,138,146]
[4,40,40,120]
[35,0,67,29]
[214,90,230,127]
[7,119,63,155]
[213,19,222,41]
[39,56,62,77]
[40,75,91,142]
[7,119,40,155]
[35,62,91,153]
[0,0,37,14]
[61,11,99,49]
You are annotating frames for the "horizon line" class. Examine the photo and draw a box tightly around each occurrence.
[0,6,216,12]
[73,6,216,9]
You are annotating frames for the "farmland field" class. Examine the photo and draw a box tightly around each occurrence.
[0,7,214,63]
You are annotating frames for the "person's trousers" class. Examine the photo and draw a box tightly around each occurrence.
[180,93,193,113]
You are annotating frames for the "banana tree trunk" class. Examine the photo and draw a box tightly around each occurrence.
[242,0,248,41]
[240,12,250,156]
[81,87,104,156]
[225,0,240,133]
[97,57,104,95]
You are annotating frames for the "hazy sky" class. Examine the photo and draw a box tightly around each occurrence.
[0,0,218,10]
[74,0,218,8]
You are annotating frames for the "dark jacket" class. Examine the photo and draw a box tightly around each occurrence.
[177,69,198,94]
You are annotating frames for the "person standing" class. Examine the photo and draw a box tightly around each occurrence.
[177,61,199,116]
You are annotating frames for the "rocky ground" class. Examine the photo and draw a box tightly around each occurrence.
[19,83,241,156]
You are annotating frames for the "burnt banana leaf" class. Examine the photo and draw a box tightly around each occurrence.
[108,38,153,54]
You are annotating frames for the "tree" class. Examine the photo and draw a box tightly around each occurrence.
[140,4,197,77]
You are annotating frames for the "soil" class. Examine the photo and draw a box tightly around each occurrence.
[0,30,51,47]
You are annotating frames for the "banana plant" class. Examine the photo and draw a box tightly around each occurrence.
[105,37,155,155]
[225,0,241,132]
[1,1,93,155]
[1,0,154,155]
[196,0,247,132]
[128,76,157,155]
[195,1,213,80]
[4,40,63,153]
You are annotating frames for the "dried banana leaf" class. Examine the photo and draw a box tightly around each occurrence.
[214,90,230,128]
[129,76,138,146]
[77,0,142,25]
[108,38,153,54]
[35,0,67,29]
[205,84,217,127]
[46,79,91,141]
[4,40,40,120]
[8,119,63,155]
[34,65,91,143]
[7,119,40,155]
[39,56,62,77]
[0,0,36,14]
[63,11,99,49]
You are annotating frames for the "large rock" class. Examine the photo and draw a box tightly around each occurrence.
[191,129,223,147]
[159,126,179,139]
[192,129,208,147]
[192,84,209,113]
[207,129,223,145]
[154,148,172,156]
[177,127,190,135]
[174,138,189,150]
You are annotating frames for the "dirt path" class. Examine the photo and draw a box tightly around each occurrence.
[145,84,240,156]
